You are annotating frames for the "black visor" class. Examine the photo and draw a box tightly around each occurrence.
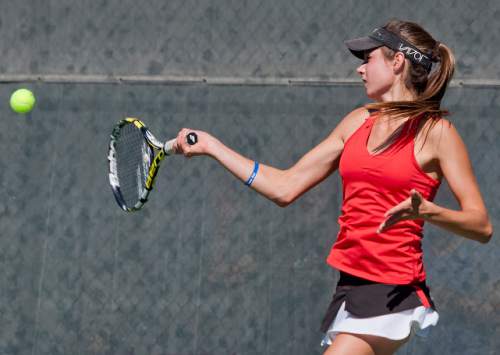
[345,28,433,72]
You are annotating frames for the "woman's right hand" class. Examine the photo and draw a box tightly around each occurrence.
[174,128,217,158]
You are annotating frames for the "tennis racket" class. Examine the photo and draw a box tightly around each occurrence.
[107,117,197,212]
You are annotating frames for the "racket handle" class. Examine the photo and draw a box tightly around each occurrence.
[163,132,198,155]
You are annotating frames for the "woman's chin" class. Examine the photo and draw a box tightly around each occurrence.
[366,91,382,101]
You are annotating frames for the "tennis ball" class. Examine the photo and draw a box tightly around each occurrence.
[10,88,36,114]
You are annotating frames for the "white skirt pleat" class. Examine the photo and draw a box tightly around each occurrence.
[321,301,439,346]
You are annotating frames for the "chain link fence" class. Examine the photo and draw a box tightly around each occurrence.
[1,0,500,81]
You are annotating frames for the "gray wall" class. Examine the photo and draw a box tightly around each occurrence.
[0,1,498,355]
[2,0,500,80]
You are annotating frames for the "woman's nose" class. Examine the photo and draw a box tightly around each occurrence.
[356,64,365,76]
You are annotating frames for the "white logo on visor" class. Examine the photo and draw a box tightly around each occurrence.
[398,43,429,63]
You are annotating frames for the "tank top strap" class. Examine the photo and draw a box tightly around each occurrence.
[364,109,379,126]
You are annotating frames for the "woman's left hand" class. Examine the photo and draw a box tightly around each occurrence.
[377,189,431,233]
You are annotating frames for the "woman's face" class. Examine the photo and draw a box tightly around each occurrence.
[356,47,396,101]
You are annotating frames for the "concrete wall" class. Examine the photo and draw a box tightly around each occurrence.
[2,0,499,80]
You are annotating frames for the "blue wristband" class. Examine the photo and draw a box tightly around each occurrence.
[245,161,259,186]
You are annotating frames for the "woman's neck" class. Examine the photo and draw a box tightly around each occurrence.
[380,79,417,102]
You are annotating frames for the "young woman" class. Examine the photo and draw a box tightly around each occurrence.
[173,20,493,355]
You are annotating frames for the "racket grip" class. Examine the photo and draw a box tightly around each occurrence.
[163,132,198,155]
[163,139,177,155]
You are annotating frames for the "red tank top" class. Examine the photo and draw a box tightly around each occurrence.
[327,112,441,284]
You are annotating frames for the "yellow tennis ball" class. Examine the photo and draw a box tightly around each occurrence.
[10,88,36,114]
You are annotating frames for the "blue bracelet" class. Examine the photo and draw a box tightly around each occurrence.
[245,161,259,186]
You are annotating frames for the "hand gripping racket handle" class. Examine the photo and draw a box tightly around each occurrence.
[163,132,198,155]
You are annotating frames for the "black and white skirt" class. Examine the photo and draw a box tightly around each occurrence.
[320,272,439,346]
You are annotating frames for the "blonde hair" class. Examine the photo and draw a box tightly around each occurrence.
[366,20,455,153]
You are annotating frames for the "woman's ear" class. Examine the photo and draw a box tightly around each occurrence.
[393,52,406,73]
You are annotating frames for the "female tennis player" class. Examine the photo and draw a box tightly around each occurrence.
[174,19,493,355]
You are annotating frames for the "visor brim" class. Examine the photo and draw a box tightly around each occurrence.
[344,36,383,60]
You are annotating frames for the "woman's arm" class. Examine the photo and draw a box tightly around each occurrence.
[423,120,493,243]
[378,119,493,243]
[174,108,367,207]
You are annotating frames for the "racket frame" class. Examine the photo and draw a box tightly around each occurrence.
[108,118,173,212]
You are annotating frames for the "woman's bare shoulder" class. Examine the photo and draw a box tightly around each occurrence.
[336,107,371,143]
[422,117,457,156]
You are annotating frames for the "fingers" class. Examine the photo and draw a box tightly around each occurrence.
[377,210,406,233]
[384,201,408,217]
[176,128,203,158]
[173,130,183,155]
[384,190,421,217]
[177,128,192,157]
[378,189,425,233]
[411,189,422,210]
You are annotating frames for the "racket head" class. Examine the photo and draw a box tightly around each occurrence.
[108,118,162,212]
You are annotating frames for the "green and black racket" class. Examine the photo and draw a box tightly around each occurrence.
[107,118,197,212]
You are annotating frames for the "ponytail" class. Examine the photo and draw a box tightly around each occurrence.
[422,42,455,103]
[364,20,456,153]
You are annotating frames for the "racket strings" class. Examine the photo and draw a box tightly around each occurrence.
[115,124,151,207]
